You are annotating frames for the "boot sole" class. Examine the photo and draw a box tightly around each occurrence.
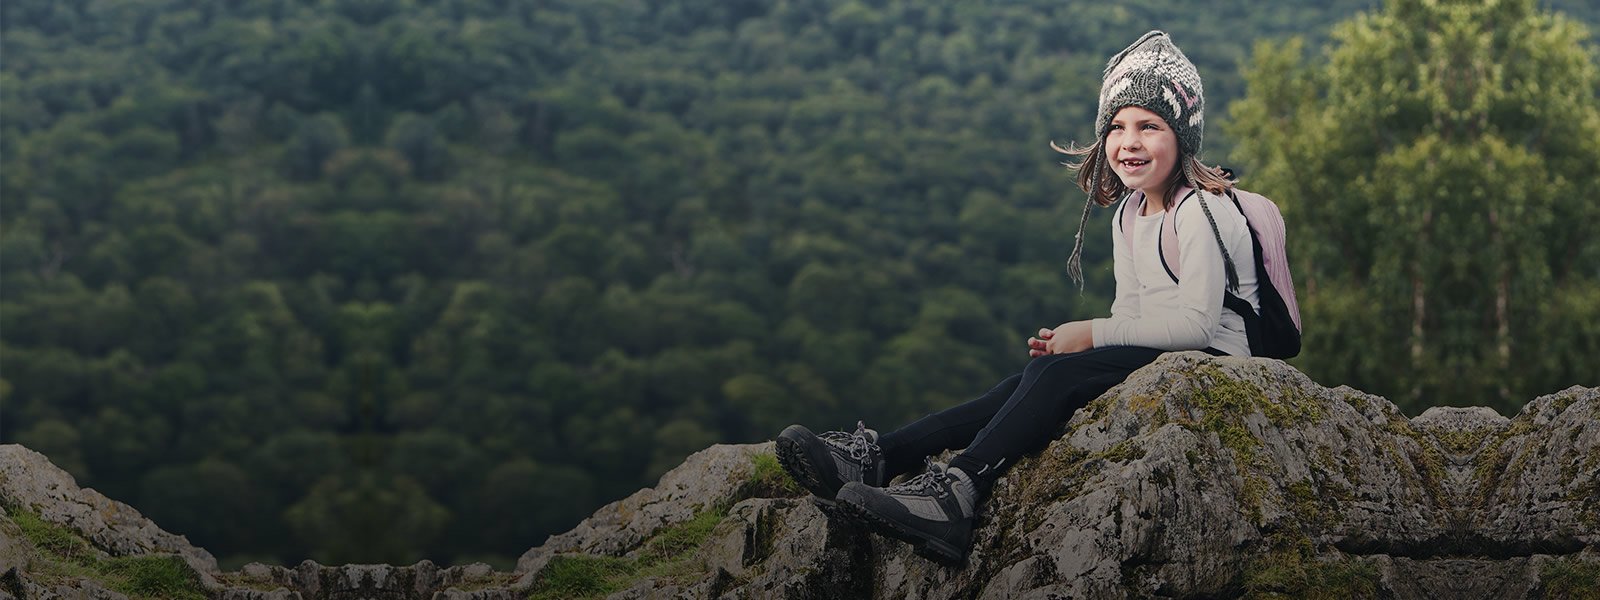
[776,426,842,499]
[835,488,967,566]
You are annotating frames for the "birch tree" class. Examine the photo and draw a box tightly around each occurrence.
[1229,0,1600,413]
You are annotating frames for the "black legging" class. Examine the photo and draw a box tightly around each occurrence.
[875,346,1201,492]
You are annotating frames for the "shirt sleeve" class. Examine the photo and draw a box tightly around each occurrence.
[1092,193,1229,350]
[1107,198,1142,321]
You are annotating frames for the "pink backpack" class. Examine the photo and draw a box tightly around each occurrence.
[1118,185,1302,358]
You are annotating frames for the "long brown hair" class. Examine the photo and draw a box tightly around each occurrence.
[1051,134,1234,287]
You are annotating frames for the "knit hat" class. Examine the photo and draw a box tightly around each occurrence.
[1096,30,1205,156]
[1065,31,1206,289]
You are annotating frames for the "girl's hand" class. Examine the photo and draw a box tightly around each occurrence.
[1027,327,1054,357]
[1045,321,1094,355]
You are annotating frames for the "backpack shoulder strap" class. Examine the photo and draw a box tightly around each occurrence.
[1157,188,1195,282]
[1120,191,1145,254]
[1162,188,1240,291]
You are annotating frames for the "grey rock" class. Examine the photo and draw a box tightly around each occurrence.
[513,442,775,578]
[513,352,1600,599]
[0,445,221,589]
[212,560,521,599]
[1468,387,1600,552]
[0,446,518,600]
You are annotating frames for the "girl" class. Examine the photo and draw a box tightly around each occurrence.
[775,30,1260,564]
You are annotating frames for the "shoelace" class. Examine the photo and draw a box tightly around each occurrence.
[818,420,878,464]
[890,457,951,499]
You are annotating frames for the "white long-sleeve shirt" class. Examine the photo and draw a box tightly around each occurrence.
[1091,188,1260,357]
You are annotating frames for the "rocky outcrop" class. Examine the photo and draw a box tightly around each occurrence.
[0,444,224,600]
[513,352,1600,599]
[1,352,1596,599]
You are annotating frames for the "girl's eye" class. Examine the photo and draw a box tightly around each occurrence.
[1142,123,1160,130]
[1109,124,1123,130]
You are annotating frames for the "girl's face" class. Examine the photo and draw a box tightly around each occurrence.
[1104,106,1179,197]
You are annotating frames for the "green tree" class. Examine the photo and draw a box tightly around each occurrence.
[284,471,450,564]
[139,459,268,553]
[1229,0,1600,414]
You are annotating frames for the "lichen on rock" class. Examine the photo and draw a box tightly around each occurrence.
[509,352,1599,599]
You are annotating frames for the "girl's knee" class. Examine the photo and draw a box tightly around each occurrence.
[1023,353,1078,377]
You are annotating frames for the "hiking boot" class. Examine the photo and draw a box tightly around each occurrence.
[776,421,887,499]
[835,459,977,565]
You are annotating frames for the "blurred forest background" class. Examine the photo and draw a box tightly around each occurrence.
[3,0,1597,569]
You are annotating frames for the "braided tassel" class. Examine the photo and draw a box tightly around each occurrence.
[1066,194,1094,290]
[1197,192,1240,292]
[1066,142,1110,290]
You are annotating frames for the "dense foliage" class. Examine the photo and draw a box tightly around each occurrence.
[2,0,1594,567]
[1229,0,1600,411]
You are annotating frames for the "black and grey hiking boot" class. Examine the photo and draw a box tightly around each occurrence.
[776,421,887,500]
[835,459,978,565]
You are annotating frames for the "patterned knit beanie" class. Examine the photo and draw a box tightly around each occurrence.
[1065,30,1206,289]
[1097,30,1205,155]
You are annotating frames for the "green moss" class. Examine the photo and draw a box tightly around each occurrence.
[13,508,96,564]
[1312,445,1358,487]
[1216,426,1262,465]
[1505,442,1539,480]
[1066,401,1110,438]
[1504,419,1536,437]
[445,572,519,593]
[1126,393,1160,413]
[1566,476,1600,530]
[1243,538,1379,600]
[1473,443,1512,506]
[527,555,638,600]
[1120,393,1175,428]
[1285,481,1317,520]
[1125,393,1171,429]
[745,452,803,499]
[640,508,724,563]
[1188,367,1267,462]
[1473,418,1537,506]
[6,505,207,600]
[1239,474,1268,524]
[1382,414,1447,502]
[1551,391,1581,414]
[1097,439,1147,463]
[1184,366,1329,524]
[526,507,730,599]
[1342,394,1370,414]
[1335,424,1353,444]
[1433,427,1489,455]
[1013,445,1094,527]
[214,572,287,593]
[100,556,207,600]
[1539,557,1600,600]
[1268,384,1324,426]
[1561,444,1585,483]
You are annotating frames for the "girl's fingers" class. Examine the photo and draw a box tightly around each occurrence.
[1038,327,1052,338]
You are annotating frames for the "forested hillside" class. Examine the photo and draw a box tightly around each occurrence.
[2,0,1595,568]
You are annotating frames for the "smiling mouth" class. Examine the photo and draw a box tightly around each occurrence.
[1121,159,1149,168]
